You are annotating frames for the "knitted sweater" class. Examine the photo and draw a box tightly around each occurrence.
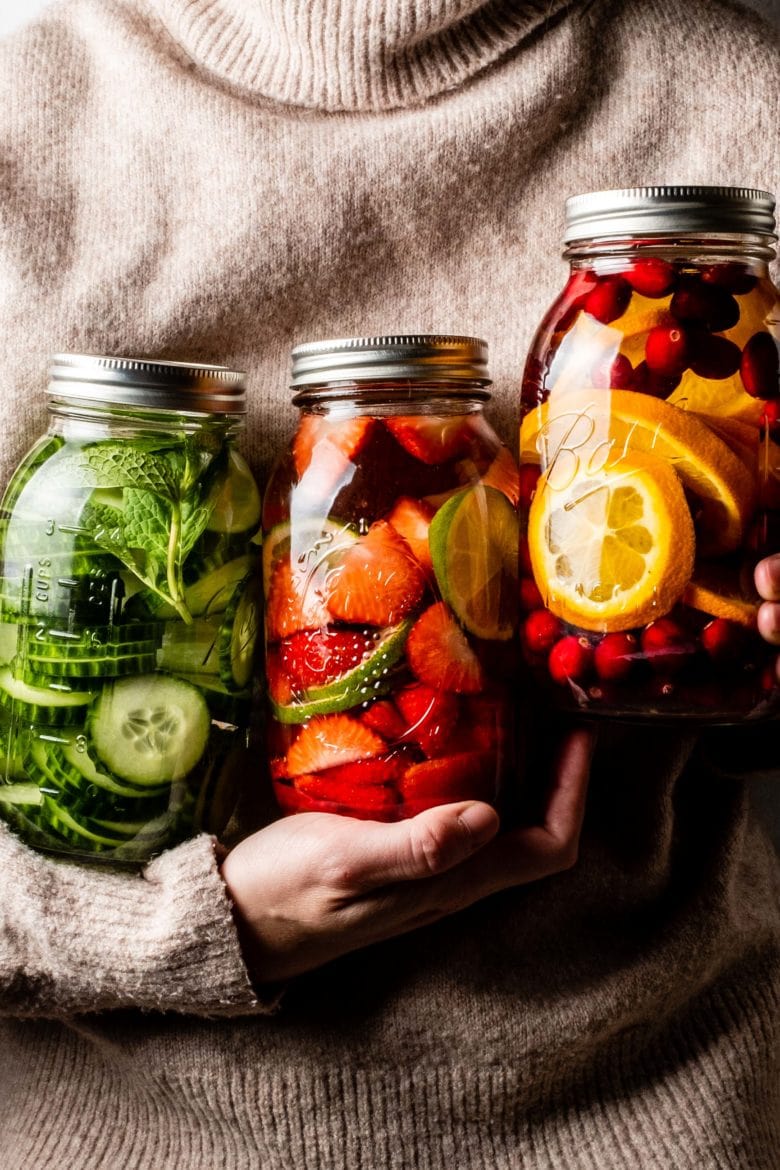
[1,1,779,1166]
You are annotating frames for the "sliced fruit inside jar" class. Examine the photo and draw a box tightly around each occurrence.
[429,484,518,640]
[527,449,695,633]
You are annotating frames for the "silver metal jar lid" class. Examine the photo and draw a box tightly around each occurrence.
[564,186,777,244]
[49,354,247,413]
[290,335,491,396]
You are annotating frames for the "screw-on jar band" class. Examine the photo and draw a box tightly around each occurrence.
[49,354,247,414]
[290,335,491,399]
[564,186,777,244]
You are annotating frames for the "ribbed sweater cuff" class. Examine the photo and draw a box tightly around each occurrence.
[0,826,280,1018]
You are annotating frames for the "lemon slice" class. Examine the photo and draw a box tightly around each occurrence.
[527,451,694,633]
[429,485,519,641]
[667,370,765,425]
[520,388,755,556]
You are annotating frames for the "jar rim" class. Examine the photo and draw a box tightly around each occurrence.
[564,186,777,245]
[289,335,492,393]
[49,354,247,414]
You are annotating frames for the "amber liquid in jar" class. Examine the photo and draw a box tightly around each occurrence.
[263,337,519,819]
[520,222,780,721]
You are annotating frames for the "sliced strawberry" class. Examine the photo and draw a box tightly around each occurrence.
[385,416,474,465]
[295,775,400,812]
[395,682,459,758]
[265,560,331,642]
[480,446,520,506]
[406,602,485,694]
[269,756,289,781]
[265,646,295,705]
[273,782,342,816]
[295,752,412,790]
[279,627,378,691]
[400,752,496,803]
[386,497,435,573]
[285,713,385,777]
[326,520,426,626]
[360,699,407,741]
[293,415,374,480]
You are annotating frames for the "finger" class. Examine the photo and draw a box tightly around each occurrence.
[331,800,500,891]
[755,555,780,602]
[445,725,596,897]
[757,600,780,646]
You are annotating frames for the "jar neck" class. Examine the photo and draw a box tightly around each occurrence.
[564,232,776,271]
[47,398,245,439]
[292,380,490,414]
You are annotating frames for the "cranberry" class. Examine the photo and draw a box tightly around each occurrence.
[700,618,746,663]
[740,331,780,399]
[761,400,780,428]
[518,464,541,507]
[633,361,681,399]
[591,352,634,389]
[583,277,632,325]
[644,324,690,376]
[523,609,562,654]
[624,257,676,298]
[700,263,757,296]
[689,333,742,380]
[670,281,740,333]
[641,617,695,675]
[549,635,593,685]
[594,631,637,681]
[760,663,777,692]
[519,577,543,611]
[555,269,598,331]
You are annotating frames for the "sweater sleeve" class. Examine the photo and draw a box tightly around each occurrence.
[0,824,280,1018]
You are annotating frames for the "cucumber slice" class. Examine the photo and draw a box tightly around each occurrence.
[262,519,358,597]
[218,575,259,690]
[21,645,158,681]
[270,620,411,725]
[126,556,255,621]
[89,674,210,784]
[38,793,138,848]
[0,782,42,807]
[157,619,221,675]
[0,666,94,726]
[171,673,251,725]
[0,622,20,661]
[205,450,261,534]
[60,739,170,800]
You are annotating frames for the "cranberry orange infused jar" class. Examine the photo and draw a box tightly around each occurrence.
[0,356,262,863]
[520,186,780,720]
[263,336,519,819]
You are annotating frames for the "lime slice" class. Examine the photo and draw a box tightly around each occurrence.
[429,485,519,641]
[206,449,262,534]
[270,619,411,725]
[262,517,359,597]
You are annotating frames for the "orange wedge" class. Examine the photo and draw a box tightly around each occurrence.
[527,450,694,633]
[682,562,761,628]
[520,388,755,556]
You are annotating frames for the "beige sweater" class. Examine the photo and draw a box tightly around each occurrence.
[1,1,780,1166]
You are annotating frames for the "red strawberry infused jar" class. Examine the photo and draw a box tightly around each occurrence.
[263,335,519,819]
[520,186,780,721]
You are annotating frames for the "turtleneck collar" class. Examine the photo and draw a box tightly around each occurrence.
[151,0,570,111]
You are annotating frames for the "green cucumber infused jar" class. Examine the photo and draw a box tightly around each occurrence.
[0,355,262,864]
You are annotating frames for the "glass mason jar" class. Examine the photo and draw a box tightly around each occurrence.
[520,186,780,721]
[263,335,519,820]
[0,355,262,863]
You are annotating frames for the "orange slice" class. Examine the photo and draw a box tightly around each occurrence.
[667,369,764,425]
[527,450,695,633]
[682,562,761,628]
[520,388,755,556]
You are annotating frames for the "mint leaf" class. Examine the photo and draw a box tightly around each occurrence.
[123,489,170,559]
[52,444,180,498]
[181,497,212,558]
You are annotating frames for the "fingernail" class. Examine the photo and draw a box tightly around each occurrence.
[457,803,499,850]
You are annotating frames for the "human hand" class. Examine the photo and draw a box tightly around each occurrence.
[220,728,594,983]
[754,553,780,646]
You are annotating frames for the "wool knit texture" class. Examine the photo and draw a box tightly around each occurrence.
[0,0,779,1167]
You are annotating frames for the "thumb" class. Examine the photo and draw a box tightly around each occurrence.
[350,801,500,890]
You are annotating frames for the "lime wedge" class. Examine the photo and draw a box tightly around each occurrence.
[429,485,519,641]
[270,619,411,724]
